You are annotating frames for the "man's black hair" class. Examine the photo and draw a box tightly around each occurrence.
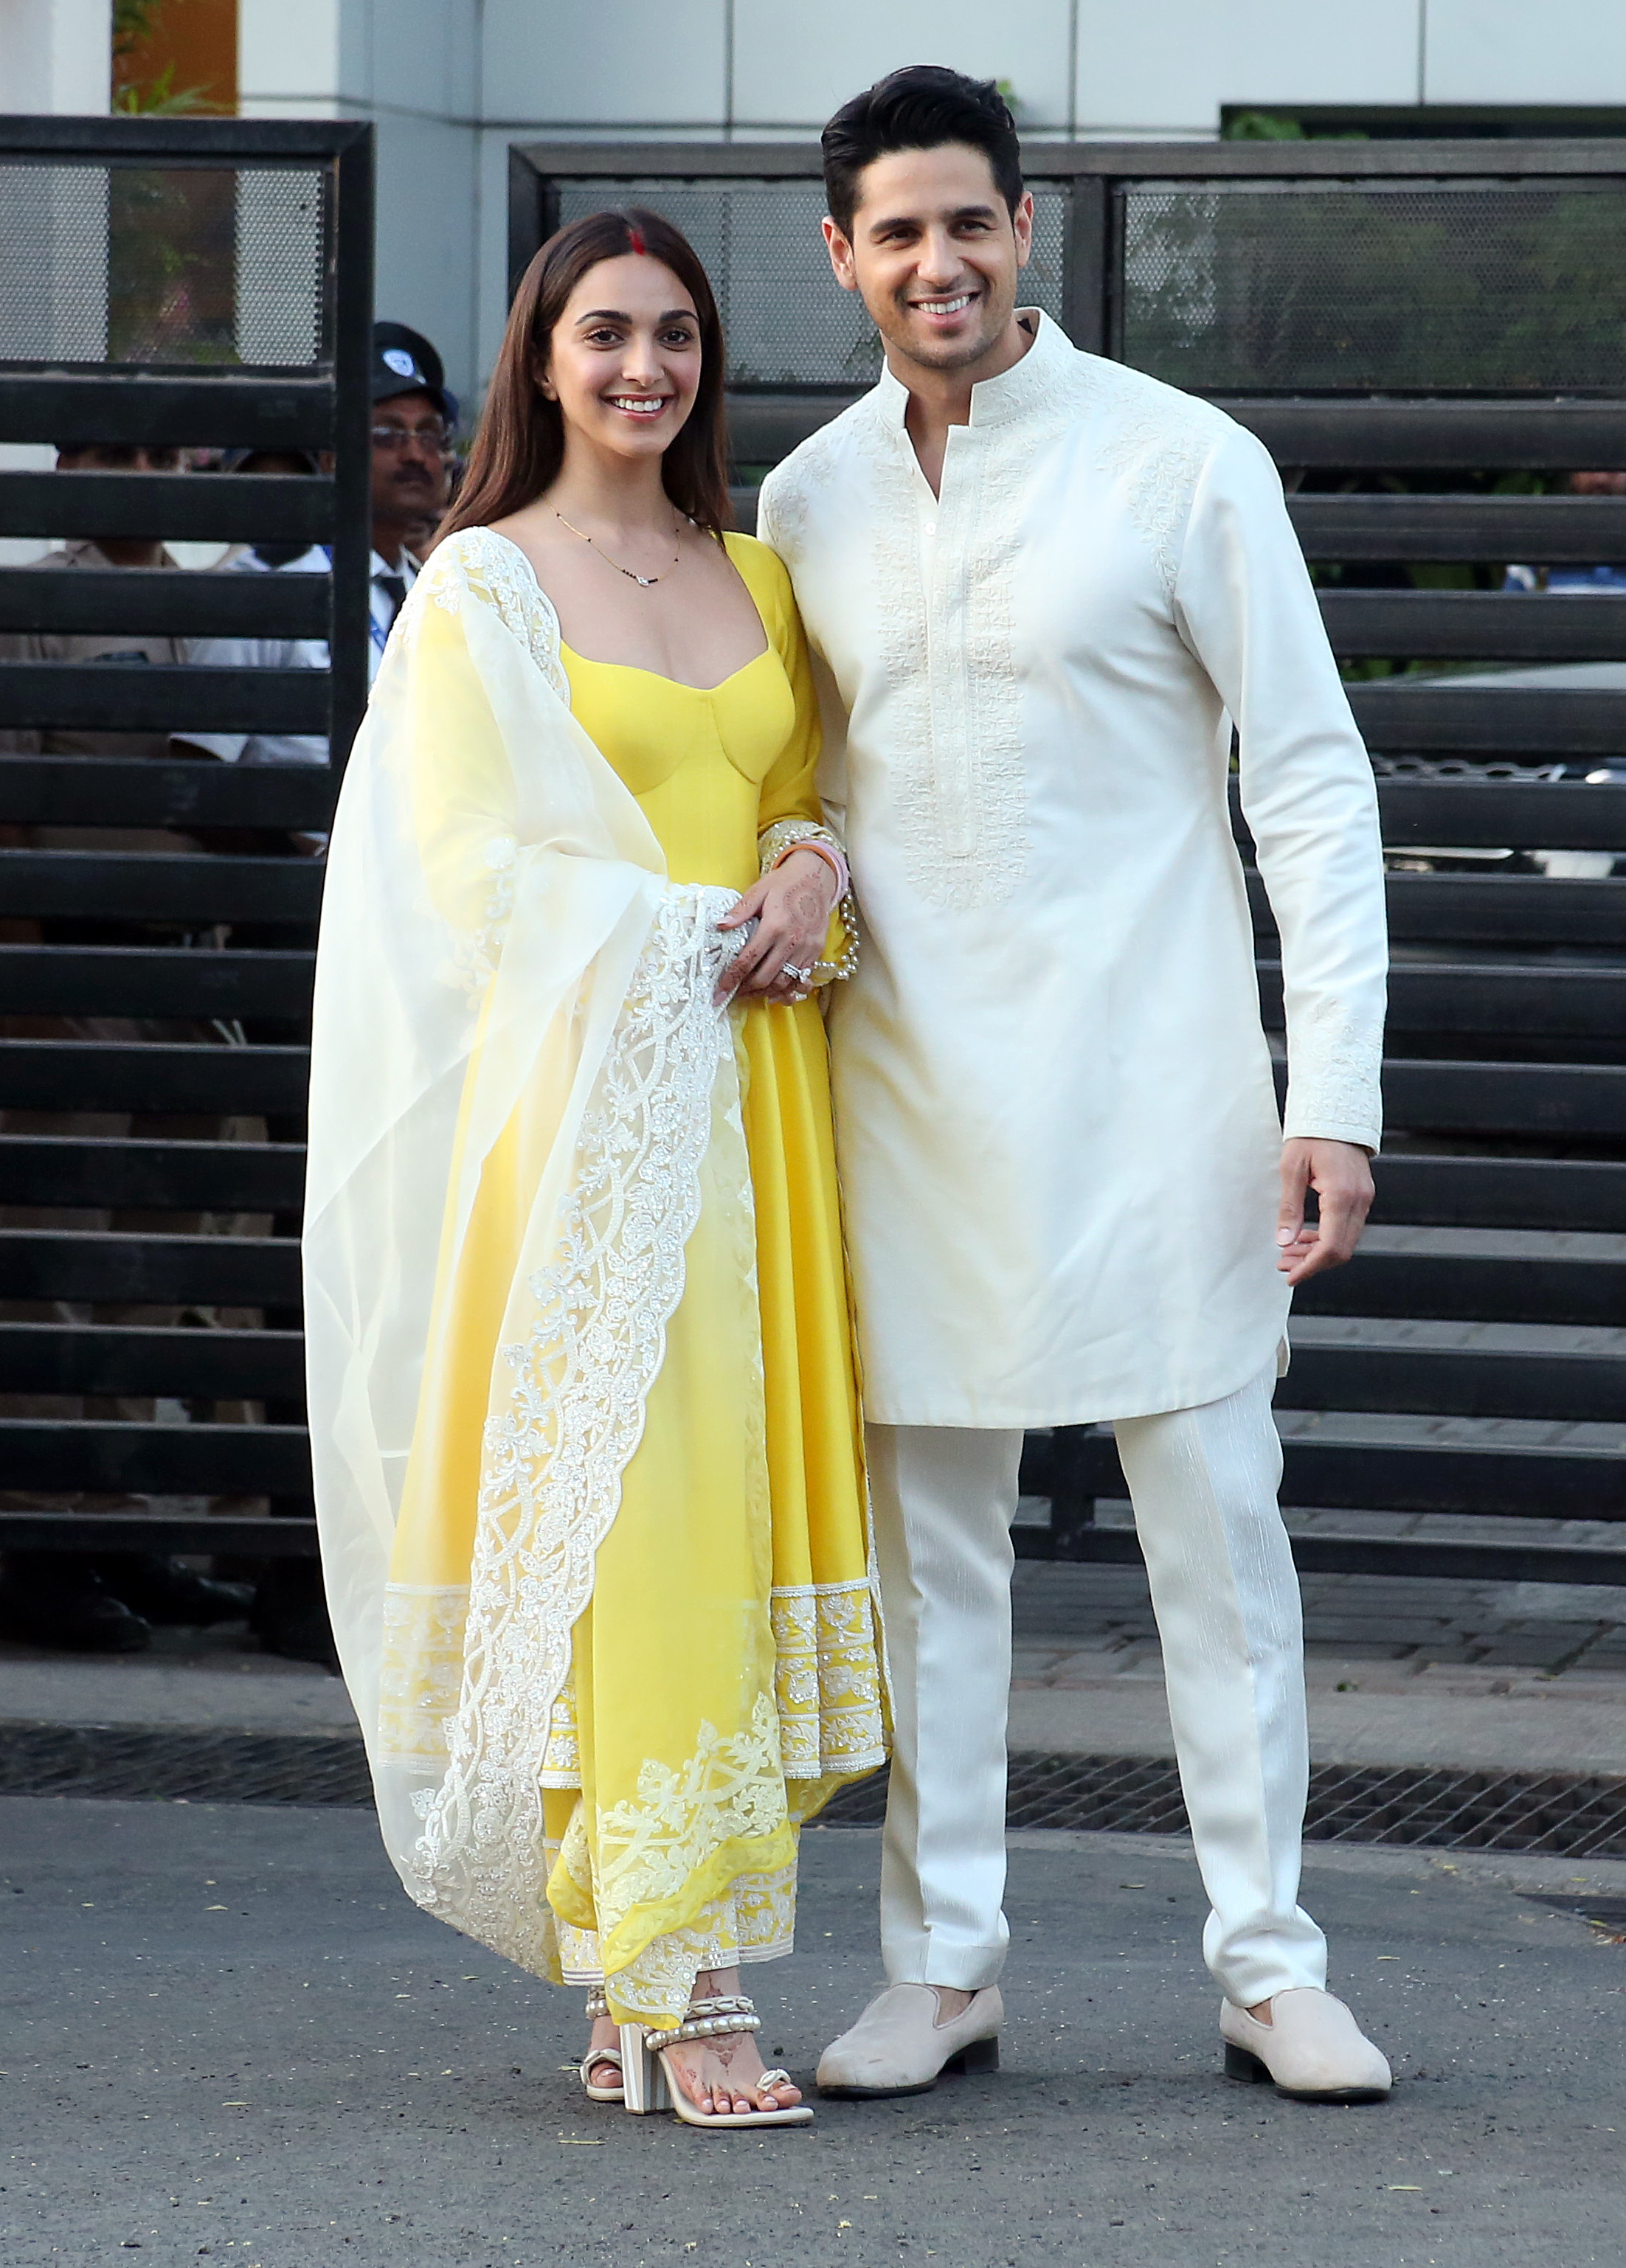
[822,65,1023,239]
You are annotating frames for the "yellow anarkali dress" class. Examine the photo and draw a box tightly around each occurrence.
[304,525,885,2029]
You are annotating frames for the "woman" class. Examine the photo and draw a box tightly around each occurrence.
[304,209,885,2130]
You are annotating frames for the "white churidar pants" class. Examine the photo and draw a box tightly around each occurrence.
[867,1360,1329,2008]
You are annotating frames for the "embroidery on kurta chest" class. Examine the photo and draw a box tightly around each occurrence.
[1088,364,1225,603]
[849,406,1034,912]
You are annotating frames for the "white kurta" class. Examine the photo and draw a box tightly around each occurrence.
[759,313,1387,1429]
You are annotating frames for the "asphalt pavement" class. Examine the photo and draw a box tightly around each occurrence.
[5,1797,1626,2268]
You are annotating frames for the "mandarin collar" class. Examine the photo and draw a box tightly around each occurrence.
[873,308,1065,434]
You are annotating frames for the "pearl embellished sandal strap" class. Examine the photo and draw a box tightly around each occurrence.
[645,1992,763,2050]
[584,1991,609,2020]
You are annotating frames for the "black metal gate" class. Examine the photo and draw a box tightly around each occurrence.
[0,117,373,1572]
[513,137,1626,1588]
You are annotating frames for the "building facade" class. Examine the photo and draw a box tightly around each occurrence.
[7,0,1626,401]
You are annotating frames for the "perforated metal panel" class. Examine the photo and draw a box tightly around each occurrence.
[0,162,329,372]
[1121,178,1626,393]
[556,178,1067,389]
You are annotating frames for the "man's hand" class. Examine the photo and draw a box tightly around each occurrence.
[714,849,839,1005]
[1276,1137,1374,1287]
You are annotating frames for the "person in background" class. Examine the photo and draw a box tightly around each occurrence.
[174,444,331,771]
[364,321,455,666]
[0,440,250,1651]
[175,325,456,769]
[1505,468,1626,593]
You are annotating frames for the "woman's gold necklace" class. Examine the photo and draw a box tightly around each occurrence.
[553,508,681,589]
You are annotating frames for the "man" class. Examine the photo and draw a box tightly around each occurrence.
[176,321,455,769]
[759,68,1392,2104]
[363,320,454,665]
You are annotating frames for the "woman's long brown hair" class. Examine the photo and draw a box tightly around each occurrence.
[434,206,732,547]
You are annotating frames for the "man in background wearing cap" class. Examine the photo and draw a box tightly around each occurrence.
[176,322,454,768]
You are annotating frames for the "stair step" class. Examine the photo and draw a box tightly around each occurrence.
[1351,684,1626,757]
[1020,1429,1625,1519]
[1011,1524,1626,1587]
[0,947,314,1019]
[1294,1248,1625,1328]
[0,1040,308,1114]
[0,755,337,831]
[0,849,322,923]
[0,1322,305,1399]
[1258,959,1626,1044]
[0,1229,300,1305]
[0,1509,316,1556]
[1277,1340,1626,1424]
[0,1136,305,1213]
[1370,1156,1626,1235]
[1379,1060,1626,1139]
[14,1138,1611,1233]
[1252,870,1626,948]
[0,1417,311,1494]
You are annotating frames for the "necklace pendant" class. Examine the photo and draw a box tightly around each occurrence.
[634,574,653,587]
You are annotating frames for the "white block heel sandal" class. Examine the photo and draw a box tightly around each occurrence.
[619,1994,812,2129]
[578,1991,625,2104]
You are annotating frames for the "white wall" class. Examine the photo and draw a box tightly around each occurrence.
[240,0,483,401]
[1422,0,1626,103]
[234,0,1626,406]
[0,0,111,112]
[1073,1,1422,133]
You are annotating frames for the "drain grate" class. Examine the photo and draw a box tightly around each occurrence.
[0,1722,373,1807]
[817,1755,1626,1860]
[4,1724,1626,1859]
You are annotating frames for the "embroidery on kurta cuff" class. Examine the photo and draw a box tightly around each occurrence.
[1284,995,1385,1143]
[772,1579,888,1776]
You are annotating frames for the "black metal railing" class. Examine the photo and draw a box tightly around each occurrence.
[0,117,374,1574]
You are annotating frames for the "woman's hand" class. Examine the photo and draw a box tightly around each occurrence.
[716,848,840,1006]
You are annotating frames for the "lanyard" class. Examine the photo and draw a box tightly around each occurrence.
[319,547,405,653]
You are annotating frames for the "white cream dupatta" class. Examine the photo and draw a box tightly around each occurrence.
[303,527,755,1969]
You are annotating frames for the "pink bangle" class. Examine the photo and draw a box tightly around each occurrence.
[774,838,849,901]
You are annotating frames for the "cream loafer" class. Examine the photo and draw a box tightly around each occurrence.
[1221,1988,1391,2104]
[817,1983,1003,2099]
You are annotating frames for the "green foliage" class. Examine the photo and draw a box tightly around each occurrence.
[112,62,215,114]
[111,0,163,58]
[1123,184,1626,391]
[1223,112,1305,142]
